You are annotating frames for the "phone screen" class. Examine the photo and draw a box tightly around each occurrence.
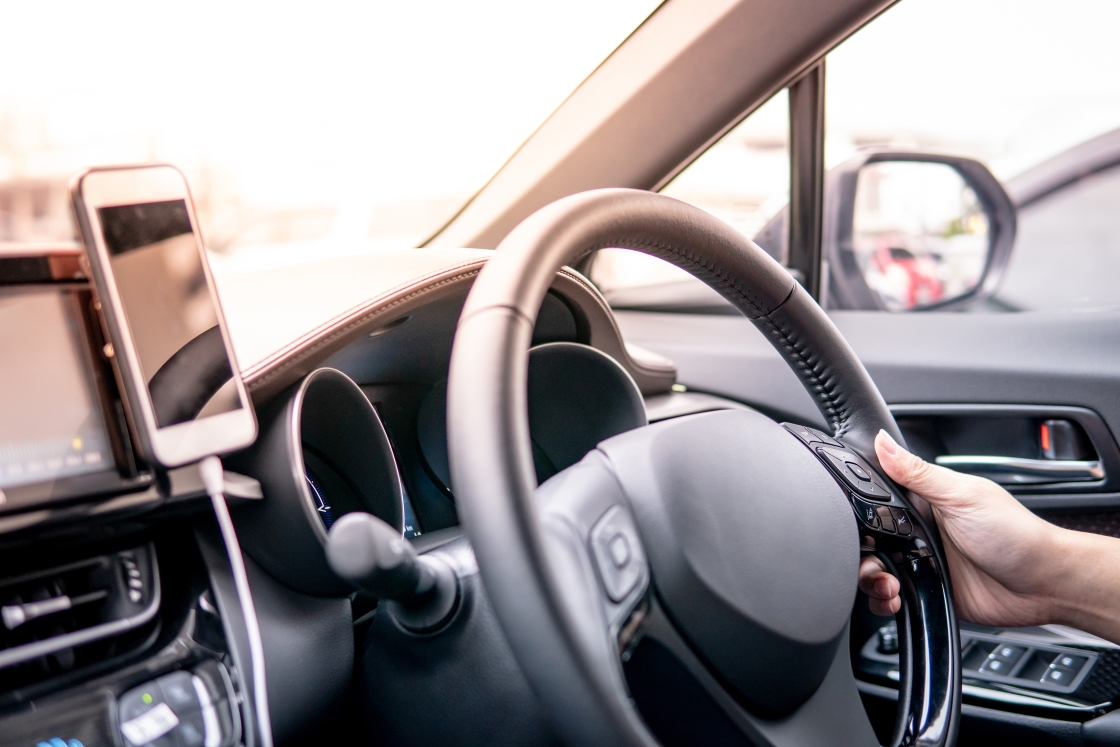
[96,199,243,428]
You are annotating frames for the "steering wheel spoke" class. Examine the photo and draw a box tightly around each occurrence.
[536,451,652,653]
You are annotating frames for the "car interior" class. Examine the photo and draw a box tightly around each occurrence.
[3,1,1120,746]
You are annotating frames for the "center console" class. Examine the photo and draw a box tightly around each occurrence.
[0,246,268,747]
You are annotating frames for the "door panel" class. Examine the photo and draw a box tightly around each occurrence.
[615,307,1120,511]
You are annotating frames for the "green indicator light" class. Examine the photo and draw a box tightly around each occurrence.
[142,692,153,704]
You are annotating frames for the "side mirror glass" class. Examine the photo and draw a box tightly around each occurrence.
[825,152,1016,312]
[853,162,987,310]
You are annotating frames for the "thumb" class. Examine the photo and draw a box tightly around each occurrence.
[874,429,964,507]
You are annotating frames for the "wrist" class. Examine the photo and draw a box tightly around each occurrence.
[1038,526,1083,624]
[1043,526,1120,640]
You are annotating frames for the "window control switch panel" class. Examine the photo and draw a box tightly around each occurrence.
[956,632,1097,695]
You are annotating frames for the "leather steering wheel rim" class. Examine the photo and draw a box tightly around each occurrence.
[447,188,960,747]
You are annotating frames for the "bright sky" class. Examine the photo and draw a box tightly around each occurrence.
[0,0,660,246]
[3,0,1119,258]
[664,0,1120,231]
[827,0,1120,178]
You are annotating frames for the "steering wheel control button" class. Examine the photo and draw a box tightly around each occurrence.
[590,506,646,603]
[785,423,842,448]
[608,534,631,568]
[875,506,896,533]
[852,497,881,529]
[890,508,913,536]
[846,462,871,481]
[816,448,892,500]
[849,474,890,500]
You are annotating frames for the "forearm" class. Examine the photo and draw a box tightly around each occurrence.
[1046,527,1120,644]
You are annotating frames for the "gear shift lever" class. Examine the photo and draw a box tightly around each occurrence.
[326,512,458,633]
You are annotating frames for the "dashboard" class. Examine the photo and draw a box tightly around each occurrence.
[0,243,678,747]
[4,242,1120,747]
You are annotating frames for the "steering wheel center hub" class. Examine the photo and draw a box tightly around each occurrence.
[601,409,859,716]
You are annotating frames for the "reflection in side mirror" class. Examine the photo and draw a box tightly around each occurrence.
[824,151,1016,312]
[853,161,988,310]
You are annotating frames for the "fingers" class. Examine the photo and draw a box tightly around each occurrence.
[859,555,901,616]
[875,429,964,506]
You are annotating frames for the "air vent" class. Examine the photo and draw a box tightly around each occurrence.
[0,545,159,688]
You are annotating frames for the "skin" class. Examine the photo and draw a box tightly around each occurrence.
[859,429,1120,644]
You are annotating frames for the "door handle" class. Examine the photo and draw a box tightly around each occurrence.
[934,455,1104,484]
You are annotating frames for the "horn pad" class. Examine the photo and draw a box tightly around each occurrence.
[599,409,859,716]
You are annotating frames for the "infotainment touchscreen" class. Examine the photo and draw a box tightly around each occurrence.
[0,287,113,491]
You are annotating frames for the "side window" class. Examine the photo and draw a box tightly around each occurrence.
[826,0,1120,312]
[998,162,1120,311]
[590,91,789,311]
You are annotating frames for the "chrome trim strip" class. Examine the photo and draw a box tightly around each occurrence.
[936,455,1104,482]
[880,672,1107,712]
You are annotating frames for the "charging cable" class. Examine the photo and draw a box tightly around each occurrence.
[200,456,275,747]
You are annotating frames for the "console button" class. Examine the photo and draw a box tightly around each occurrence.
[1042,667,1076,685]
[120,704,178,747]
[175,708,208,747]
[980,657,1012,675]
[877,622,899,654]
[980,644,1025,676]
[890,508,913,536]
[992,644,1025,664]
[158,671,199,716]
[119,679,179,747]
[875,506,896,533]
[118,681,167,724]
[1053,653,1087,672]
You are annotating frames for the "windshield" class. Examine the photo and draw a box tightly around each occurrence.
[0,1,660,270]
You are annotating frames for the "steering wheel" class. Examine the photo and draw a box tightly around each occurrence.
[446,189,960,747]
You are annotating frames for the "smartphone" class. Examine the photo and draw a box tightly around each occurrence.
[71,165,256,468]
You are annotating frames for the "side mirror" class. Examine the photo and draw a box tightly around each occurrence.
[823,151,1016,311]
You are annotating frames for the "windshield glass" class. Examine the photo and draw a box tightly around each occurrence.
[0,1,660,270]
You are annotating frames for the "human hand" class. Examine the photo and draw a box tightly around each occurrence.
[858,430,1063,627]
